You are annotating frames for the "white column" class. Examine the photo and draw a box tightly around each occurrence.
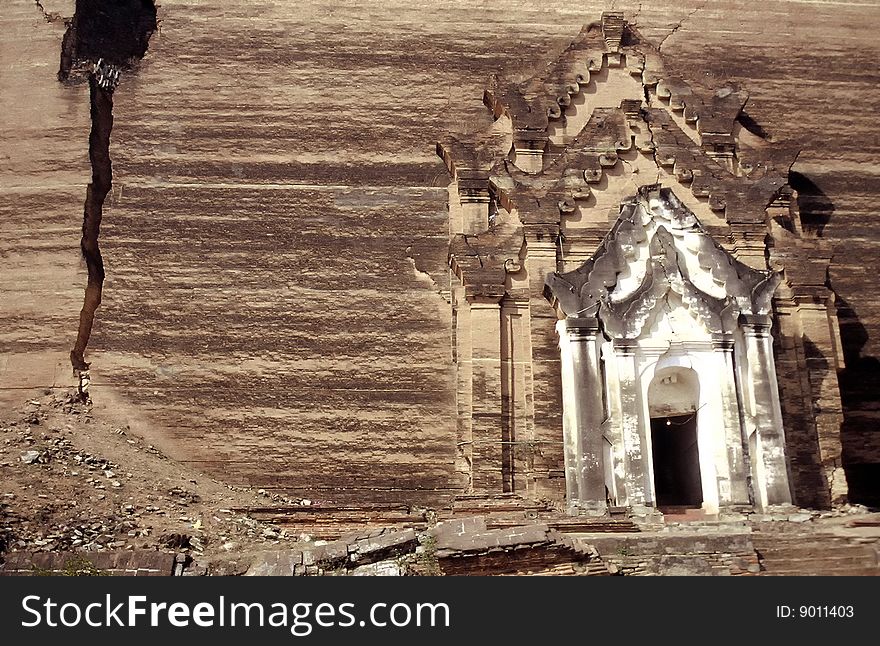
[741,315,792,507]
[558,318,607,515]
[614,339,651,507]
[712,334,751,506]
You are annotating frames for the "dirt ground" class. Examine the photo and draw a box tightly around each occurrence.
[0,389,311,561]
[3,388,878,577]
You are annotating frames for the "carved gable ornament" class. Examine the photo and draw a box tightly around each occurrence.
[438,12,847,513]
[545,186,780,339]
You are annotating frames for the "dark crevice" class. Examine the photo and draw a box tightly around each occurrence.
[60,1,158,384]
[736,111,770,140]
[788,170,834,236]
[621,19,642,46]
[639,108,662,183]
[70,74,113,373]
[60,0,157,82]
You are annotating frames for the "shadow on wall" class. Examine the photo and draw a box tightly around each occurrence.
[794,336,832,509]
[789,171,835,237]
[836,296,880,508]
[777,169,877,507]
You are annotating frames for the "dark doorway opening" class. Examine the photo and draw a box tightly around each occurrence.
[651,414,703,508]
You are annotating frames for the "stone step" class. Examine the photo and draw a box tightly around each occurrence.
[754,533,879,576]
[763,567,880,576]
[664,520,750,529]
[756,547,878,562]
[486,516,639,534]
[847,516,880,528]
[754,538,877,555]
[760,554,878,571]
[449,495,545,516]
[755,537,875,546]
[550,520,639,534]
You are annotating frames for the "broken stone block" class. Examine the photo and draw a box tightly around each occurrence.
[19,450,41,464]
[435,523,550,554]
[352,559,403,576]
[430,516,488,539]
[350,529,418,562]
[245,550,302,576]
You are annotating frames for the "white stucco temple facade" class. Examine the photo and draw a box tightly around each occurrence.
[546,186,792,514]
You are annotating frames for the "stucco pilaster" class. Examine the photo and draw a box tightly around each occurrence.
[741,314,793,507]
[558,318,607,515]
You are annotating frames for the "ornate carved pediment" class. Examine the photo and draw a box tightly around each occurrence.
[440,12,800,302]
[439,11,846,509]
[545,186,781,338]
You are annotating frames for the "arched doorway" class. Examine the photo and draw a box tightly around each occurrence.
[648,367,703,508]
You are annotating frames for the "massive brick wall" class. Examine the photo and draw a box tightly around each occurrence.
[656,1,880,506]
[2,0,878,506]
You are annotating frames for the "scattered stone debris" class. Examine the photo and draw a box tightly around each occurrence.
[1,391,877,576]
[0,391,298,561]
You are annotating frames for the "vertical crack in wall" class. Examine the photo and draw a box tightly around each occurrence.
[59,0,157,394]
[70,66,114,376]
[639,108,663,184]
[656,3,706,53]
